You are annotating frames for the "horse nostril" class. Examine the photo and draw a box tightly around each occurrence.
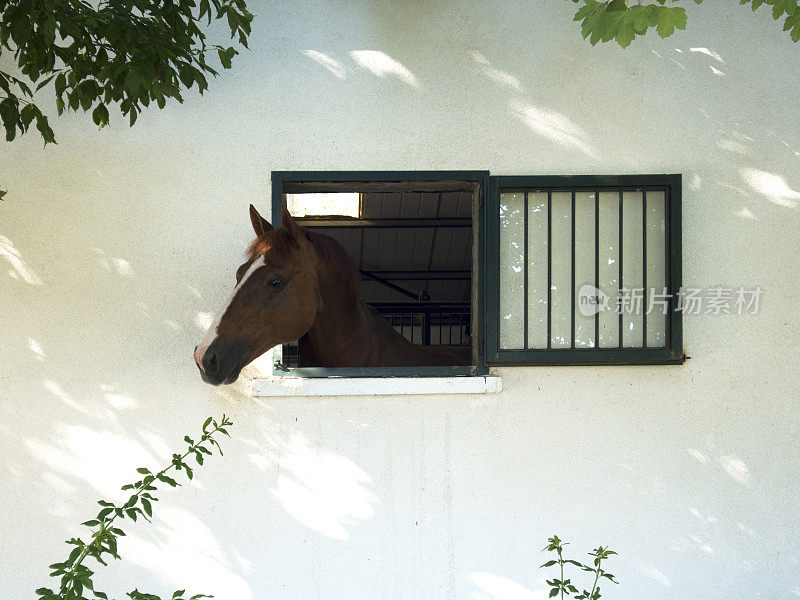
[202,348,219,376]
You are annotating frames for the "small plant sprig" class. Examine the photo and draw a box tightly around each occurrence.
[541,535,618,600]
[36,415,233,600]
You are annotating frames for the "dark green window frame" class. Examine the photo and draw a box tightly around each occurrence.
[271,171,684,378]
[272,170,490,378]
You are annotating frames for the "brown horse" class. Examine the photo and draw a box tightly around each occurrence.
[194,204,469,385]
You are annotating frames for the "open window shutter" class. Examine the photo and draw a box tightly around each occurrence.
[485,175,683,365]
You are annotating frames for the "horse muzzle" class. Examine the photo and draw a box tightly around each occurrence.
[194,339,246,386]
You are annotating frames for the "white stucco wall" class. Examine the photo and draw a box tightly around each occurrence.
[2,1,799,598]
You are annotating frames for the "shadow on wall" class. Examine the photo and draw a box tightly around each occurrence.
[298,39,800,220]
[471,571,545,600]
[245,420,377,541]
[0,219,380,598]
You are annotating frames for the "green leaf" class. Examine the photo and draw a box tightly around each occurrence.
[615,17,636,47]
[580,2,606,40]
[549,589,559,598]
[67,545,83,565]
[788,13,800,41]
[772,0,797,19]
[541,560,558,568]
[654,5,687,37]
[574,0,600,22]
[20,104,38,128]
[79,89,94,111]
[0,97,19,141]
[646,3,660,27]
[598,6,628,42]
[157,473,178,487]
[200,0,211,21]
[35,114,56,144]
[218,47,232,69]
[565,559,584,566]
[36,74,56,92]
[54,72,67,95]
[125,68,140,94]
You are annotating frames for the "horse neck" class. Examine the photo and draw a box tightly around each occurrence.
[301,240,383,365]
[304,278,384,366]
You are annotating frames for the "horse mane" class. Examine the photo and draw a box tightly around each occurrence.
[303,228,362,299]
[246,226,362,299]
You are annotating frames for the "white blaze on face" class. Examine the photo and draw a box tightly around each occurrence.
[194,256,266,371]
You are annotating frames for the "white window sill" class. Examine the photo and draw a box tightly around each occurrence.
[252,375,502,397]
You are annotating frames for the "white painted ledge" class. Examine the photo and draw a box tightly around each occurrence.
[252,376,502,397]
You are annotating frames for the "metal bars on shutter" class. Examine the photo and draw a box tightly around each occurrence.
[486,175,683,365]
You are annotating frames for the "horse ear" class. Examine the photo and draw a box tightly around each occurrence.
[281,203,305,241]
[249,204,273,237]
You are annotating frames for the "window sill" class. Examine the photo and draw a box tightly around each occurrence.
[251,375,502,397]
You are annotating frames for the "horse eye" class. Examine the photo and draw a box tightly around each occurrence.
[270,278,283,288]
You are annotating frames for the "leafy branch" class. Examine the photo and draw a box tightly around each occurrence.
[0,0,253,145]
[570,0,800,48]
[35,414,233,600]
[541,536,617,600]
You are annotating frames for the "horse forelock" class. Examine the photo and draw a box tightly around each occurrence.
[246,228,296,264]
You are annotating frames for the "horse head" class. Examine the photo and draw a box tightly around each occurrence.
[193,204,322,385]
